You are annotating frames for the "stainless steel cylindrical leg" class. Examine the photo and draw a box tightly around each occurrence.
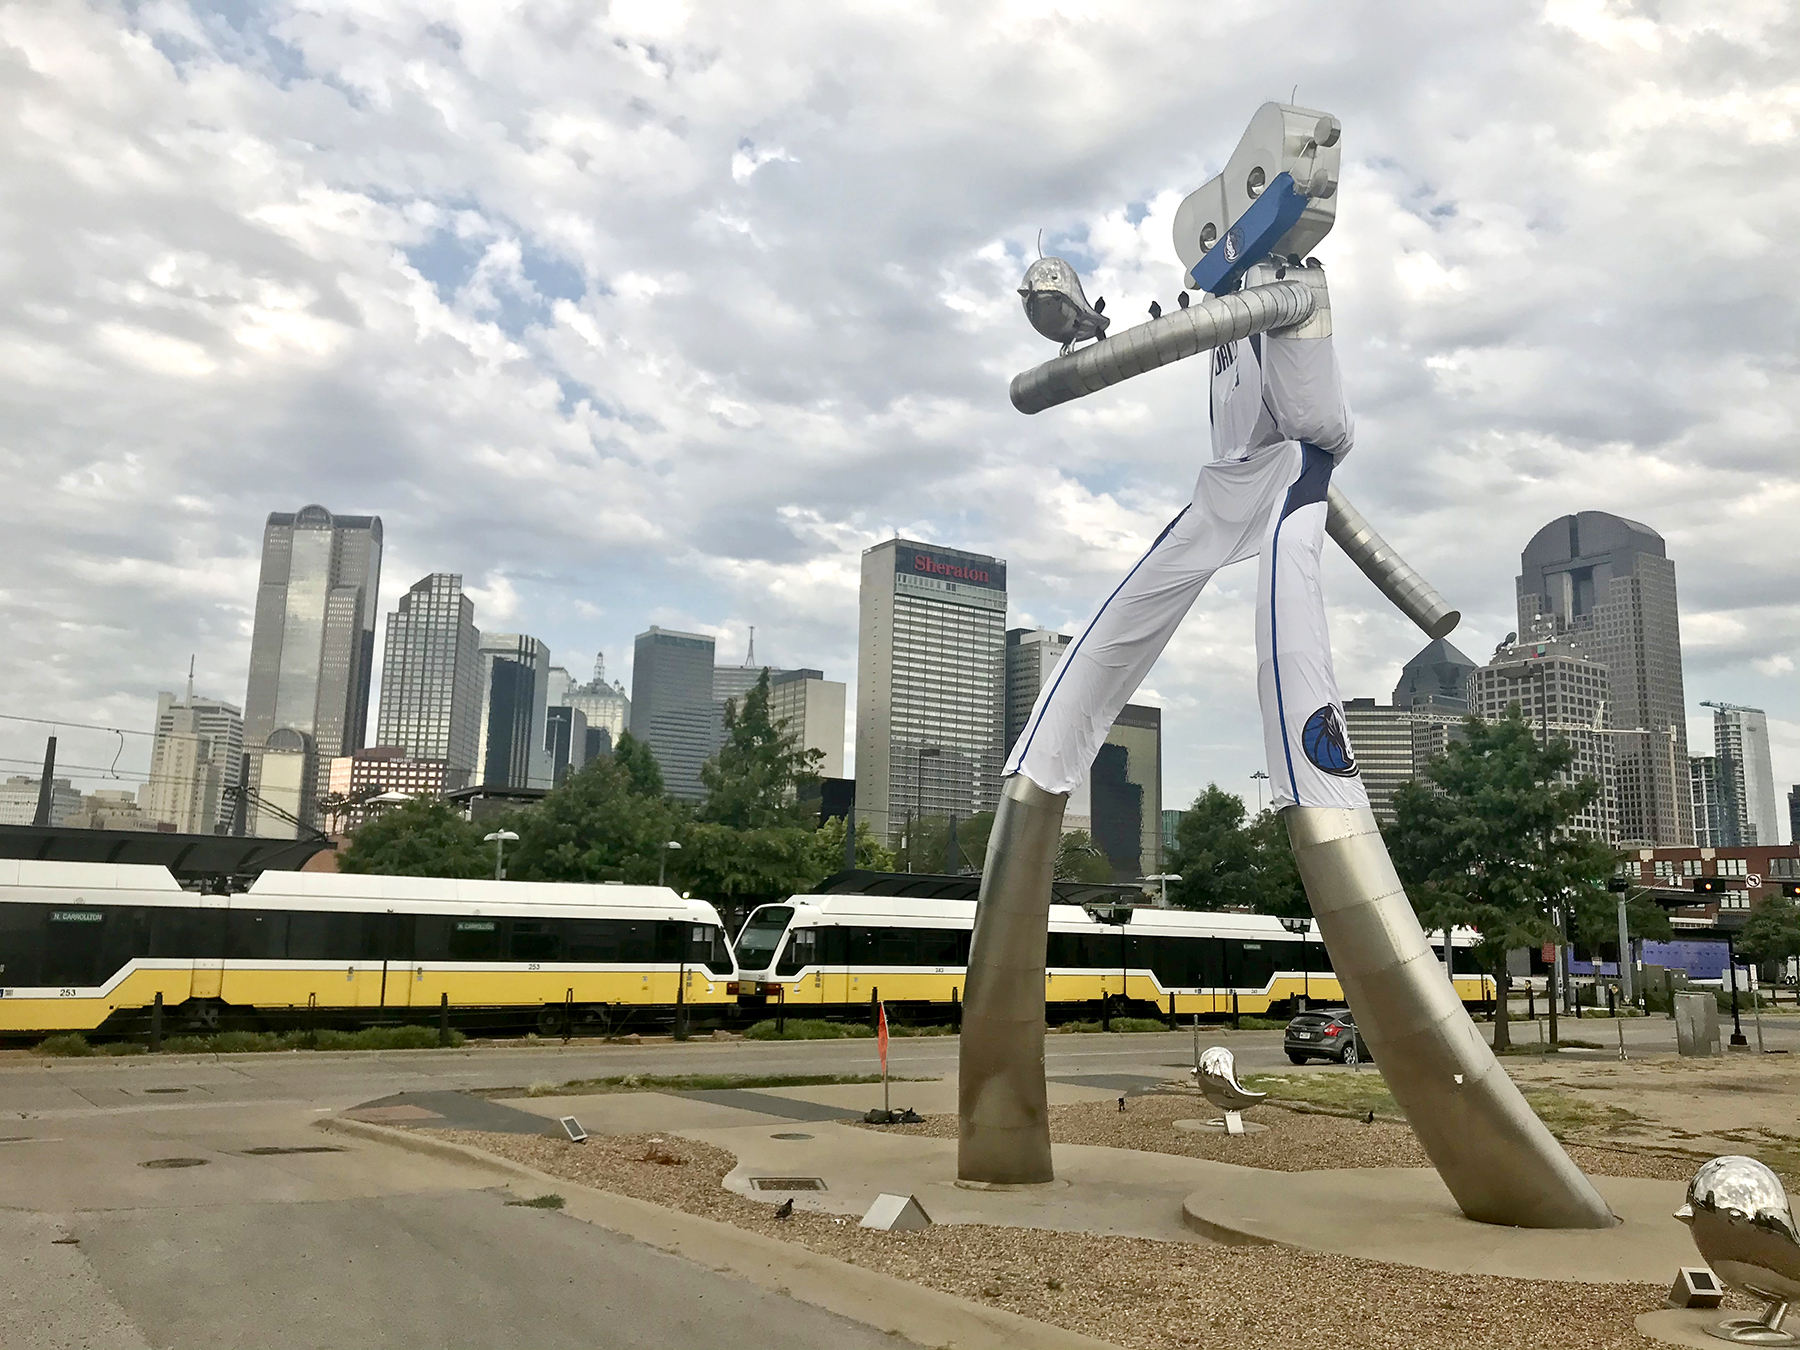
[957,775,1067,1184]
[1286,805,1615,1228]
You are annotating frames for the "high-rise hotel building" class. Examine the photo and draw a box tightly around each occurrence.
[856,539,1007,844]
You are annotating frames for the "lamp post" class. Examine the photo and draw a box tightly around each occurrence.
[1139,873,1181,909]
[910,746,940,873]
[658,839,682,887]
[1280,914,1312,1007]
[1250,770,1269,812]
[483,829,519,881]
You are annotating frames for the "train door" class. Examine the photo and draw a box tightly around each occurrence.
[42,907,107,991]
[190,895,228,1000]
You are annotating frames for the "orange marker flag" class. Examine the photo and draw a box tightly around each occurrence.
[877,999,890,1075]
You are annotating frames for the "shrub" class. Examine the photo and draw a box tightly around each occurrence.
[37,1033,94,1057]
[157,1035,212,1055]
[102,1041,147,1056]
[743,1018,873,1040]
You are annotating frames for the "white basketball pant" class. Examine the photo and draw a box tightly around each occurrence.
[1005,440,1369,812]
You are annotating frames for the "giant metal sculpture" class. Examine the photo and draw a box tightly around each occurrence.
[959,103,1615,1229]
[1677,1156,1800,1345]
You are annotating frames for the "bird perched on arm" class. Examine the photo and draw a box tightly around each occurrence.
[1148,300,1162,320]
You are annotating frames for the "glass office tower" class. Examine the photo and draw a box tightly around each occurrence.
[376,573,482,790]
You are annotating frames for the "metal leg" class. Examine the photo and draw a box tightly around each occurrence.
[1286,805,1615,1229]
[958,775,1066,1185]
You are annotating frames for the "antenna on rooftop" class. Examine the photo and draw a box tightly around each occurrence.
[744,626,756,668]
[185,655,195,705]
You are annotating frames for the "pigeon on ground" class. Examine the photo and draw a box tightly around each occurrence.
[1177,291,1190,309]
[1118,1096,1126,1112]
[1363,1109,1375,1124]
[774,1198,794,1220]
[1148,300,1162,320]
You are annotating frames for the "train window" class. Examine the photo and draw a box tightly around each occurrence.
[563,919,615,963]
[776,927,817,976]
[100,906,156,979]
[700,925,733,975]
[445,919,501,962]
[1079,932,1117,969]
[1047,932,1081,968]
[876,928,917,965]
[733,907,791,971]
[845,926,875,965]
[43,908,107,988]
[917,928,961,966]
[509,920,561,963]
[287,911,364,961]
[1224,939,1276,990]
[654,922,686,963]
[149,907,203,958]
[0,903,46,986]
[1303,940,1331,974]
[227,912,290,961]
[818,926,849,964]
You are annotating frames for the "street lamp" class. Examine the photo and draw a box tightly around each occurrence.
[483,829,519,881]
[1139,873,1182,908]
[658,839,682,887]
[1250,770,1269,812]
[909,746,941,874]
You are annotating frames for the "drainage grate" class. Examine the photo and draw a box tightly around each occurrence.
[241,1146,346,1156]
[141,1157,208,1169]
[144,1088,188,1095]
[749,1176,826,1192]
[769,1133,813,1141]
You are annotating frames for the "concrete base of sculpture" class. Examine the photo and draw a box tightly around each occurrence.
[957,775,1067,1185]
[1286,805,1616,1229]
[1175,1117,1270,1136]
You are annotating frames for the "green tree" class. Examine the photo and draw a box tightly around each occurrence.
[1055,829,1115,883]
[699,671,822,830]
[1737,895,1800,972]
[612,730,664,797]
[1165,785,1259,910]
[506,751,684,885]
[894,812,964,874]
[337,798,496,877]
[1244,807,1309,919]
[957,811,995,873]
[1387,709,1620,1050]
[811,815,897,875]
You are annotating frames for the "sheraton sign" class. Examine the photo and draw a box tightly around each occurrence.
[893,545,1006,593]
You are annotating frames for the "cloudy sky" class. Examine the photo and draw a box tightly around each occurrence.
[2,0,1796,833]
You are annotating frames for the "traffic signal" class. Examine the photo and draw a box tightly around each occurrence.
[1692,877,1719,895]
[1783,882,1800,900]
[1606,876,1629,894]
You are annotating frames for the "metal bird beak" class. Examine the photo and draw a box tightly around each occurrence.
[1675,1203,1695,1224]
[1017,287,1031,297]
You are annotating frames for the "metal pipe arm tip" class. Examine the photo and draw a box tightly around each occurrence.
[1325,486,1460,640]
[1009,279,1316,415]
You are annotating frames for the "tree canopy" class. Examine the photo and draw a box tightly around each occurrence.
[338,797,497,877]
[698,670,822,830]
[1737,894,1800,968]
[1162,785,1304,915]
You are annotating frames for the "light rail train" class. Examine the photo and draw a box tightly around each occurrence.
[734,894,1493,1018]
[0,860,738,1038]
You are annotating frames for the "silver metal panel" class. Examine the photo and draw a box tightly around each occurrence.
[1286,805,1615,1228]
[957,775,1066,1184]
[1324,487,1461,639]
[1009,279,1316,415]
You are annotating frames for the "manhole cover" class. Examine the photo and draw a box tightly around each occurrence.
[144,1088,188,1095]
[770,1133,813,1141]
[242,1146,345,1156]
[141,1157,208,1169]
[749,1176,826,1192]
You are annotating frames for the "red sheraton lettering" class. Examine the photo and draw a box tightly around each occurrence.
[913,555,991,584]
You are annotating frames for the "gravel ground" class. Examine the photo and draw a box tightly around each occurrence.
[434,1127,1696,1350]
[859,1090,1717,1183]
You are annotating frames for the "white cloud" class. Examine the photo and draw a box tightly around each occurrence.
[0,0,1797,816]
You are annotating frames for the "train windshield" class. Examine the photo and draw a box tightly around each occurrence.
[734,906,793,970]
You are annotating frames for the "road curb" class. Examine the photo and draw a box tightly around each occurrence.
[317,1115,1127,1350]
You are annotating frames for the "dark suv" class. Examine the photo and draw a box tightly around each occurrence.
[1283,1008,1371,1065]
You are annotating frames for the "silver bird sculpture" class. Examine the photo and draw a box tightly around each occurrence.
[1677,1156,1800,1345]
[1195,1046,1267,1114]
[1018,256,1110,355]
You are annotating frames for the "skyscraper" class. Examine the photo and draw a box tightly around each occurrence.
[1391,638,1476,714]
[630,627,718,802]
[544,705,589,786]
[1004,628,1072,755]
[1342,699,1417,825]
[477,633,552,790]
[243,505,382,836]
[1703,702,1780,846]
[566,651,630,745]
[1088,703,1162,880]
[1517,511,1690,845]
[769,669,848,779]
[1690,755,1733,849]
[140,671,244,834]
[376,574,482,789]
[1468,636,1617,842]
[856,538,1007,843]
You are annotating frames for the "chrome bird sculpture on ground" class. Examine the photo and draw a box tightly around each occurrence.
[1195,1046,1266,1135]
[1018,256,1109,355]
[1677,1156,1800,1345]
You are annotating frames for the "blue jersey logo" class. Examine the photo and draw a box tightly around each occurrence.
[1302,705,1359,778]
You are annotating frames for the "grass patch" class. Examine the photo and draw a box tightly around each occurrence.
[1242,1071,1643,1140]
[102,1041,146,1056]
[36,1033,96,1057]
[506,1193,565,1209]
[1236,1016,1288,1030]
[743,1019,873,1040]
[1054,1017,1171,1034]
[500,1071,897,1099]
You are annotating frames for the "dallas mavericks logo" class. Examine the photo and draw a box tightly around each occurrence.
[1222,227,1241,263]
[1301,705,1359,777]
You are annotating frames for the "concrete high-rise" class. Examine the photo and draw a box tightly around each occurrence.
[477,633,552,790]
[856,539,1006,843]
[630,627,718,802]
[1468,637,1617,842]
[1517,511,1690,845]
[1004,628,1071,755]
[566,651,630,745]
[243,505,382,836]
[376,574,482,790]
[769,669,847,779]
[1087,703,1162,881]
[140,671,244,834]
[1703,702,1780,845]
[1690,755,1733,849]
